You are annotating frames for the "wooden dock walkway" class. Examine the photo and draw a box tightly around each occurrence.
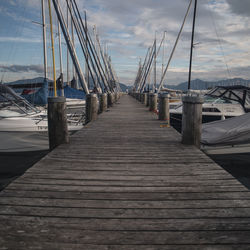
[1,94,250,249]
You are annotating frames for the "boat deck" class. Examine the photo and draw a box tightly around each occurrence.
[1,94,250,249]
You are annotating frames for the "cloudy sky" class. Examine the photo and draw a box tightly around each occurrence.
[0,0,250,86]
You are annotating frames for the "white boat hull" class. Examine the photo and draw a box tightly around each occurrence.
[0,116,83,152]
[201,143,250,155]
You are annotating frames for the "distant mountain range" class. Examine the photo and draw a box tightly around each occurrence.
[166,78,250,91]
[6,77,45,86]
[6,77,129,92]
[5,77,250,92]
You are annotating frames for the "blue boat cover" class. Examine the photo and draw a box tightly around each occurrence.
[22,79,48,105]
[22,84,86,105]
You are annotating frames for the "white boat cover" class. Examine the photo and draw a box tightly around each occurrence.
[201,112,250,146]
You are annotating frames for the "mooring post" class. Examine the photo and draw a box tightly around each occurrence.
[181,95,204,148]
[86,93,98,124]
[146,92,150,106]
[158,93,170,123]
[140,93,144,104]
[108,92,113,107]
[143,93,148,105]
[115,92,118,103]
[99,93,107,113]
[48,96,69,151]
[136,92,140,101]
[140,93,144,103]
[149,93,158,112]
[148,93,152,107]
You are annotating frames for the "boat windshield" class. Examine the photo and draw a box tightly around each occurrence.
[205,86,250,110]
[204,95,239,104]
[0,83,40,115]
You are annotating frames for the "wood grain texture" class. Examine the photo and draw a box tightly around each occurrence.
[1,94,250,249]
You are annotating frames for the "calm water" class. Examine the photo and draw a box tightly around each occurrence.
[210,153,250,190]
[0,150,48,191]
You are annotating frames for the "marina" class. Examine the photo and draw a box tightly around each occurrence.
[1,95,250,248]
[1,0,250,248]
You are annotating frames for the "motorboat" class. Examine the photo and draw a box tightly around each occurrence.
[201,112,250,155]
[0,84,84,152]
[170,85,249,132]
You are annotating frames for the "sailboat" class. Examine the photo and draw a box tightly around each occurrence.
[9,0,87,108]
[168,0,248,132]
[0,81,83,153]
[0,0,85,153]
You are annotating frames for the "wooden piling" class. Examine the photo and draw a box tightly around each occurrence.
[136,92,140,101]
[107,92,114,107]
[99,93,107,113]
[86,93,98,124]
[141,93,144,103]
[158,93,170,123]
[47,96,69,151]
[149,93,157,112]
[181,95,204,148]
[146,92,150,106]
[143,93,148,105]
[115,92,119,103]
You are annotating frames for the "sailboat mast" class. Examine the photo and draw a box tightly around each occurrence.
[93,25,99,89]
[48,0,57,97]
[41,0,47,79]
[153,32,157,92]
[58,19,64,96]
[162,31,166,78]
[66,3,70,85]
[188,0,197,90]
[52,0,89,94]
[71,1,75,81]
[58,20,63,75]
[85,11,89,89]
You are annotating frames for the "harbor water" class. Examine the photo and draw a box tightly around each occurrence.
[0,150,48,191]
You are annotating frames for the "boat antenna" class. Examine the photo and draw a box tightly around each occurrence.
[188,0,198,90]
[85,11,90,89]
[41,0,48,80]
[48,0,57,97]
[58,18,64,96]
[157,0,193,93]
[153,31,157,93]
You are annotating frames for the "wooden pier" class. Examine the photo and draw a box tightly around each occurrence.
[1,94,250,249]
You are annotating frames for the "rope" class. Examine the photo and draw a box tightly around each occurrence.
[207,0,231,79]
[157,0,193,93]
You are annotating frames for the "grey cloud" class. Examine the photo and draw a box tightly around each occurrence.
[226,0,250,16]
[0,64,44,73]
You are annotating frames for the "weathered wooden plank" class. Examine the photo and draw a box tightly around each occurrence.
[15,173,238,182]
[5,183,247,192]
[2,190,250,200]
[13,179,241,188]
[1,228,250,245]
[2,215,250,231]
[27,162,225,172]
[1,197,250,209]
[1,206,250,219]
[0,242,248,250]
[1,94,250,248]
